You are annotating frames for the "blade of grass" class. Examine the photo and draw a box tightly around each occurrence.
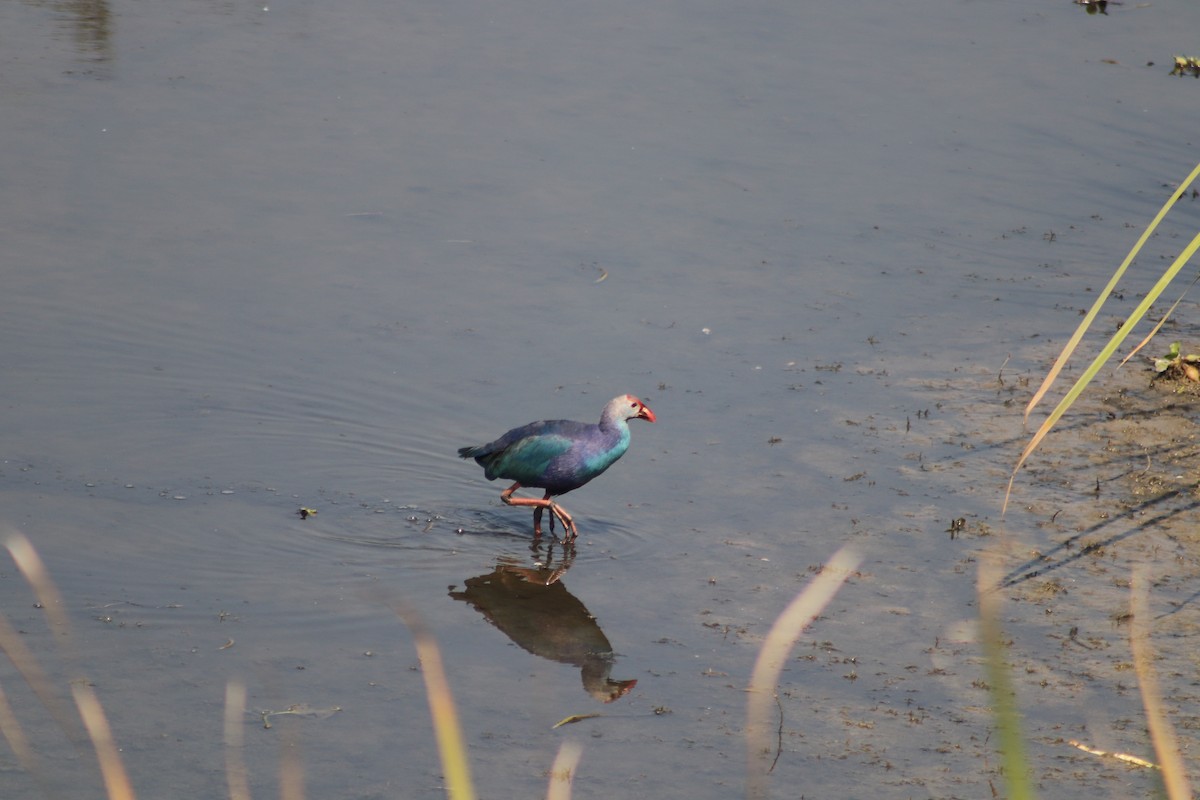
[1005,230,1200,513]
[1118,273,1200,367]
[1130,568,1192,800]
[6,530,138,798]
[1023,161,1200,424]
[71,684,136,800]
[278,724,304,800]
[0,675,64,800]
[0,606,85,745]
[224,681,252,800]
[392,604,477,800]
[0,679,37,776]
[5,533,75,660]
[745,546,860,800]
[977,554,1035,800]
[545,741,583,800]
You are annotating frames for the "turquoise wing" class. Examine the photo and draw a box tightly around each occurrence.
[482,433,574,484]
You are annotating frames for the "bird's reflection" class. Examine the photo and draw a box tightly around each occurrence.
[51,0,113,62]
[448,545,636,702]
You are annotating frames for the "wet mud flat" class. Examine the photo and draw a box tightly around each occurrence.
[969,356,1200,786]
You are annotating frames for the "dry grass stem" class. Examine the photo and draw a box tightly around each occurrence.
[224,681,252,800]
[1118,273,1200,367]
[278,743,304,800]
[277,711,305,800]
[6,530,140,799]
[5,533,73,646]
[0,607,83,745]
[0,679,37,776]
[745,546,860,800]
[545,740,583,800]
[1069,739,1159,769]
[393,603,477,800]
[1130,567,1192,800]
[72,683,136,800]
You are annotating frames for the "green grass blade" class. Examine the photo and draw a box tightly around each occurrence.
[1005,230,1200,512]
[978,556,1035,800]
[1119,273,1200,367]
[1023,160,1200,424]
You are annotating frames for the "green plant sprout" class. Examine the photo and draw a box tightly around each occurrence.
[1153,342,1200,381]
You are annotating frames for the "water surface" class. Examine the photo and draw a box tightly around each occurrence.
[3,0,1200,797]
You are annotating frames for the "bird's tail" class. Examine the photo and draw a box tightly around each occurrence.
[457,445,482,459]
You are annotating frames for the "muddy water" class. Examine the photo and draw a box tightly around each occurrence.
[3,0,1200,797]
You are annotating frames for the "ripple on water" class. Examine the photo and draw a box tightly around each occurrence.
[302,498,660,569]
[2,293,489,497]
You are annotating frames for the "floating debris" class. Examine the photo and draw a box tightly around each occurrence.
[552,713,602,729]
[256,704,341,729]
[1170,56,1200,78]
[1073,0,1113,15]
[297,507,318,519]
[1069,739,1158,769]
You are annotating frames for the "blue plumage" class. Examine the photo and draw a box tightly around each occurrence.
[458,394,656,539]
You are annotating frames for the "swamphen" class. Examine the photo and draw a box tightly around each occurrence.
[458,394,656,539]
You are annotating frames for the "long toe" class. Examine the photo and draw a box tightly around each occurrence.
[549,504,576,541]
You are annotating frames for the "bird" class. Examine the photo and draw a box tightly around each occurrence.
[458,394,656,539]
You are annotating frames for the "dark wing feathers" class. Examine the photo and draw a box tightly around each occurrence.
[458,420,594,486]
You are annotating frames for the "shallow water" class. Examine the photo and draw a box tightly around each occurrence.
[3,0,1200,797]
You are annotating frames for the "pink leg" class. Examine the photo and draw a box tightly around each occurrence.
[500,483,577,539]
